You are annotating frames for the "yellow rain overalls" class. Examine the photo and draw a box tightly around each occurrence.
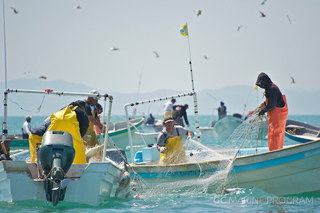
[29,133,43,163]
[159,131,186,165]
[29,105,87,164]
[48,105,87,164]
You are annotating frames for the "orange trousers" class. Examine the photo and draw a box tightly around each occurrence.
[267,95,288,151]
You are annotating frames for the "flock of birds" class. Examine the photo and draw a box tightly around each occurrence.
[10,1,297,84]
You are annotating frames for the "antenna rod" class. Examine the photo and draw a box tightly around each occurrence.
[2,0,8,90]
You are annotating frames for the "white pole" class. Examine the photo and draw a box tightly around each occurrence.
[124,105,135,164]
[185,23,201,142]
[102,96,113,161]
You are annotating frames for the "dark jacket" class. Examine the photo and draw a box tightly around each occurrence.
[255,72,285,113]
[173,105,189,126]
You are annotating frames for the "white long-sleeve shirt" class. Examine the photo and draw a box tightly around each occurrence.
[22,121,31,135]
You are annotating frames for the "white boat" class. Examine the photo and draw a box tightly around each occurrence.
[0,89,131,206]
[213,114,268,139]
[129,139,320,196]
[285,119,320,144]
[123,93,320,196]
[0,158,129,205]
[99,118,145,149]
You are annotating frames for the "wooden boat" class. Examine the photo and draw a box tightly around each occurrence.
[0,89,131,206]
[213,114,268,139]
[285,119,320,143]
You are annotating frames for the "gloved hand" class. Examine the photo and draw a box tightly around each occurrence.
[258,109,265,116]
[187,135,192,140]
[159,147,167,154]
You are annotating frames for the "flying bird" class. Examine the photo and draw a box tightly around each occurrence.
[110,46,119,51]
[39,75,47,80]
[290,76,296,84]
[153,51,160,58]
[237,25,247,31]
[260,0,267,5]
[74,5,81,9]
[287,14,296,25]
[11,7,18,14]
[203,55,209,60]
[259,11,266,18]
[194,9,201,16]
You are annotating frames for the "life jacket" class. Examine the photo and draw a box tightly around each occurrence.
[266,93,288,151]
[48,105,87,164]
[159,128,186,165]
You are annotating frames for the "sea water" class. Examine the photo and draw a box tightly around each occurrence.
[1,115,320,212]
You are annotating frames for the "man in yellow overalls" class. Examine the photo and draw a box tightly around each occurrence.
[81,90,104,147]
[29,101,89,164]
[157,117,192,165]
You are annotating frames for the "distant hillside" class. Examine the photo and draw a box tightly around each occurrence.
[0,79,319,116]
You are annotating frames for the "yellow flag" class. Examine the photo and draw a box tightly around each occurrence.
[253,85,258,90]
[180,24,188,37]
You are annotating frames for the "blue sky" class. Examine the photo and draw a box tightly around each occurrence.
[1,0,320,95]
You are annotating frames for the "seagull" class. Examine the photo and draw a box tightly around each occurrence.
[74,5,81,9]
[290,76,296,84]
[110,46,119,51]
[11,7,18,14]
[194,9,201,16]
[203,55,209,60]
[260,0,267,5]
[153,51,160,58]
[287,14,296,25]
[39,75,47,80]
[259,11,266,18]
[237,25,247,31]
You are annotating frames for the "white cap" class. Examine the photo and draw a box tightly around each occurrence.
[89,90,99,100]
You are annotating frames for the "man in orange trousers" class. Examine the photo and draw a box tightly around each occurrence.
[255,72,288,151]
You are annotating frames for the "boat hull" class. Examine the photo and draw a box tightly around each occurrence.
[0,161,125,205]
[285,119,320,144]
[130,139,320,196]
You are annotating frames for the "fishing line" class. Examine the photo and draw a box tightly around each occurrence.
[8,94,47,113]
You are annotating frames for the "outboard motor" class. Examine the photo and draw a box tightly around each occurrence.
[39,131,75,206]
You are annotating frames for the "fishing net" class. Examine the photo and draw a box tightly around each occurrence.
[227,112,268,149]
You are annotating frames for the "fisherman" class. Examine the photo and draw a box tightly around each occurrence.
[172,104,190,127]
[255,72,288,151]
[145,113,155,125]
[163,98,176,118]
[157,117,192,165]
[94,103,104,135]
[81,90,104,147]
[22,115,32,139]
[218,101,227,120]
[28,101,89,164]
